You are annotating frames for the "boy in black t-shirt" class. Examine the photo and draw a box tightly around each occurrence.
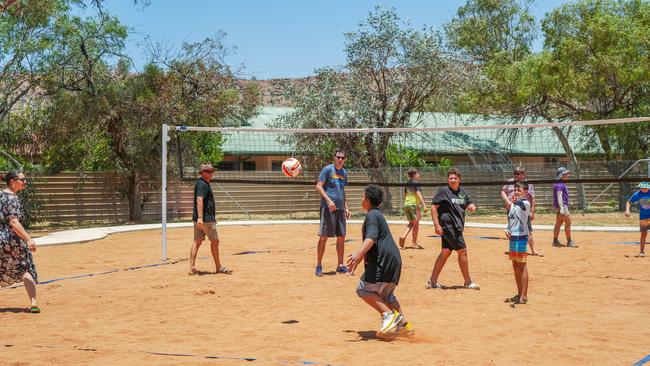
[427,168,479,290]
[348,184,412,337]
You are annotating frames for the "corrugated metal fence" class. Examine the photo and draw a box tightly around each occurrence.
[25,160,647,224]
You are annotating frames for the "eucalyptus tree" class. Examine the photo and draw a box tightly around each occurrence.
[274,6,460,209]
[41,13,260,220]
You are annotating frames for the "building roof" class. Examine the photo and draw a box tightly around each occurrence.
[219,106,601,156]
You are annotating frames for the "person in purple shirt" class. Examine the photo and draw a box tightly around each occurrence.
[552,167,576,247]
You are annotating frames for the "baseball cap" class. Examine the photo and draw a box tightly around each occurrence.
[638,182,650,189]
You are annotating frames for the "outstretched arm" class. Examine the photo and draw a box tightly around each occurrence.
[347,238,374,273]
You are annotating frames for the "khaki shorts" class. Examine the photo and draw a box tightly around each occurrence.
[640,218,650,232]
[356,281,397,304]
[194,222,219,241]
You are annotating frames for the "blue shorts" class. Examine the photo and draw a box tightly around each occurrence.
[509,235,528,263]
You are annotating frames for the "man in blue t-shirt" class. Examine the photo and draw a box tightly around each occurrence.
[625,182,650,257]
[314,148,350,276]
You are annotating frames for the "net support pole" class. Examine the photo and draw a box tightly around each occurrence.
[161,124,170,261]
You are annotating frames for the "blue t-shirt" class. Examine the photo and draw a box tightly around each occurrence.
[318,164,348,210]
[629,190,650,220]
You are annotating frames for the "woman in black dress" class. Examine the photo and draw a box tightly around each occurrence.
[0,170,39,313]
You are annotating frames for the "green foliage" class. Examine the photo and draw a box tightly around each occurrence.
[273,6,452,170]
[17,176,46,229]
[386,144,427,167]
[434,158,454,175]
[445,0,536,63]
[539,0,650,160]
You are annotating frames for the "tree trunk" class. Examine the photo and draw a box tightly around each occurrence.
[366,168,394,211]
[127,171,142,221]
[552,126,586,209]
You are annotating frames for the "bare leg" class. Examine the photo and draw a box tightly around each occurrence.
[564,214,572,241]
[336,235,345,267]
[457,249,473,285]
[399,223,413,248]
[209,239,221,271]
[528,232,538,255]
[512,260,522,295]
[520,263,529,300]
[411,221,420,246]
[359,293,392,314]
[189,239,203,274]
[22,272,37,307]
[640,231,647,255]
[553,213,563,242]
[429,248,452,284]
[316,236,328,266]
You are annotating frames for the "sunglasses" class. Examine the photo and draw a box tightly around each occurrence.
[514,172,524,175]
[14,178,27,182]
[335,156,346,160]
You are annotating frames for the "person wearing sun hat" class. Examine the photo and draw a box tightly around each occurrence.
[188,163,232,275]
[552,167,576,247]
[625,182,650,257]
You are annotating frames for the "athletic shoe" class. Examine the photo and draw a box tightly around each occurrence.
[426,280,444,289]
[552,239,563,247]
[378,310,400,335]
[566,240,577,248]
[336,265,349,274]
[315,265,323,277]
[464,281,480,290]
[640,253,646,257]
[396,321,414,336]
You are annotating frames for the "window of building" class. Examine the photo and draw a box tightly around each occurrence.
[271,160,282,171]
[243,161,256,171]
[218,161,237,171]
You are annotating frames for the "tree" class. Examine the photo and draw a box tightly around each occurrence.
[273,6,457,210]
[539,0,650,208]
[445,0,536,64]
[445,0,591,207]
[541,0,650,161]
[40,13,260,220]
[0,0,72,123]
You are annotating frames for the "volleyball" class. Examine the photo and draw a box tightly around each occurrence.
[281,158,302,178]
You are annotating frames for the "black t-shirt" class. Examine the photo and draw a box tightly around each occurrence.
[431,186,472,231]
[193,178,216,222]
[361,208,402,284]
[404,179,421,194]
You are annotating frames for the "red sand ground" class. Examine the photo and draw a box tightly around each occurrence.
[1,223,649,365]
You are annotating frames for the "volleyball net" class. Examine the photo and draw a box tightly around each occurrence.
[160,117,649,259]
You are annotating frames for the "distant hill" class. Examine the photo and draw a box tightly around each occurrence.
[238,77,312,107]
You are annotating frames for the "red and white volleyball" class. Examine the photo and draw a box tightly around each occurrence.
[281,158,302,178]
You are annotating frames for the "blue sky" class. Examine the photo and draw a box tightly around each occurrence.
[86,0,568,80]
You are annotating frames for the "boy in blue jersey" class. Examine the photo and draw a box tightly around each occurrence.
[502,181,531,305]
[625,182,650,257]
[314,148,351,276]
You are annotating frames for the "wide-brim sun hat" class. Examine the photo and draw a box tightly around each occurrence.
[200,163,215,172]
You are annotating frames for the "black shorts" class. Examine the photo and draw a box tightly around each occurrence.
[441,227,466,251]
[318,206,346,237]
